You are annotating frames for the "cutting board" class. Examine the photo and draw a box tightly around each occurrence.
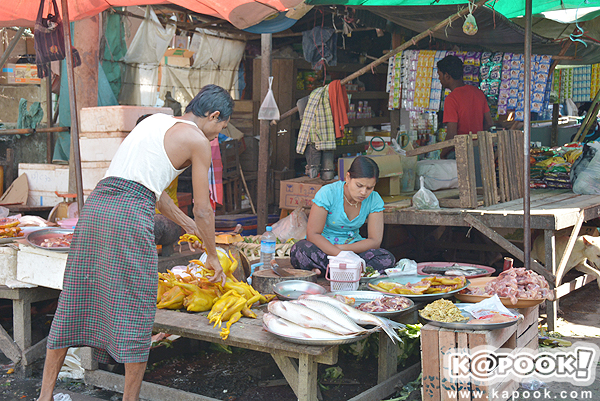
[251,260,317,295]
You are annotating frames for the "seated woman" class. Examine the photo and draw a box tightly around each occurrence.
[290,156,395,276]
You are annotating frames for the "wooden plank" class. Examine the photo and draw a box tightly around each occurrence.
[478,132,491,206]
[405,138,456,157]
[21,337,47,366]
[298,354,318,401]
[421,325,441,401]
[233,100,255,113]
[489,133,499,205]
[347,362,421,401]
[12,299,30,350]
[271,353,300,396]
[378,331,398,383]
[456,332,471,401]
[516,306,539,338]
[439,329,458,401]
[0,323,22,364]
[496,131,507,203]
[516,322,539,349]
[556,211,585,284]
[555,273,597,298]
[85,369,221,401]
[463,214,555,283]
[455,135,475,208]
[466,134,478,208]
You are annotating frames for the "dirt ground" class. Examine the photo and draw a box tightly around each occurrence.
[1,276,600,401]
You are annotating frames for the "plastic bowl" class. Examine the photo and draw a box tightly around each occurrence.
[385,268,407,277]
[272,280,327,301]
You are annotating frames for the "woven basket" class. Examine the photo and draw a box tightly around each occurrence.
[232,236,294,260]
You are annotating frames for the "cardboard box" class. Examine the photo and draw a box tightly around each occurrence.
[9,63,40,84]
[279,176,336,209]
[161,48,195,67]
[0,62,15,84]
[375,176,401,196]
[338,154,403,180]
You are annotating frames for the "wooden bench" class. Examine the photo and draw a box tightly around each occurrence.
[83,308,420,401]
[0,285,61,374]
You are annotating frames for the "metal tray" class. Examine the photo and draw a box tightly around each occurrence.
[262,324,370,346]
[419,303,521,330]
[367,274,470,302]
[417,262,495,278]
[273,280,327,301]
[26,228,74,252]
[326,291,414,318]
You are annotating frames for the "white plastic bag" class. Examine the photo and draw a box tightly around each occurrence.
[327,251,366,269]
[416,159,458,191]
[271,207,308,242]
[258,77,280,120]
[572,142,600,194]
[412,176,440,210]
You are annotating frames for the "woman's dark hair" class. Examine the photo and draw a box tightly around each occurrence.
[185,84,234,121]
[347,156,380,183]
[437,55,463,80]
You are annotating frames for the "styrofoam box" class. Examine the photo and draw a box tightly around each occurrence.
[0,246,18,285]
[20,161,110,195]
[80,106,173,133]
[79,136,124,162]
[16,244,68,290]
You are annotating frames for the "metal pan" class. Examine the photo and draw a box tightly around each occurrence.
[272,280,327,301]
[26,228,74,252]
[418,303,521,330]
[326,291,414,318]
[263,324,370,346]
[368,274,470,302]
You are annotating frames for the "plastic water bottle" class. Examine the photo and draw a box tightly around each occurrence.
[260,226,276,266]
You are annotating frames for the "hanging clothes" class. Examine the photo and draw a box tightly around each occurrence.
[296,86,336,155]
[208,138,224,207]
[302,27,337,70]
[328,80,349,139]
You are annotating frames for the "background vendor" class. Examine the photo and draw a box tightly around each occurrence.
[290,156,395,276]
[437,55,493,158]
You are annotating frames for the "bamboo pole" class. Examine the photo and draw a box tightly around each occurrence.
[273,0,489,125]
[0,27,25,70]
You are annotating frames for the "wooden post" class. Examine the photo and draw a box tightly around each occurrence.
[61,0,84,213]
[46,64,53,163]
[550,103,559,147]
[257,34,272,232]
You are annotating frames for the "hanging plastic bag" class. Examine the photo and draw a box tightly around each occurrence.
[412,176,440,210]
[463,2,478,36]
[258,77,280,120]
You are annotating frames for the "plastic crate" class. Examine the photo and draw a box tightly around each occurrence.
[325,262,363,292]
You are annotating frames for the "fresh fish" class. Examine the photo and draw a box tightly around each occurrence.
[263,313,352,339]
[298,294,404,343]
[291,299,369,334]
[267,300,359,335]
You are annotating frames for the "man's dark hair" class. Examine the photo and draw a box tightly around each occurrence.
[185,84,234,121]
[437,55,464,80]
[347,156,380,183]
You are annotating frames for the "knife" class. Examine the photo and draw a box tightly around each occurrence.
[271,260,292,277]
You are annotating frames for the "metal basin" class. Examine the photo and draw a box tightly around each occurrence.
[273,280,327,301]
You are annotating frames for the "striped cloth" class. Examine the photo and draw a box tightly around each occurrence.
[47,177,158,364]
[296,86,336,154]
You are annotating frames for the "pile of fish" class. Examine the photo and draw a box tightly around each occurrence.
[263,294,404,343]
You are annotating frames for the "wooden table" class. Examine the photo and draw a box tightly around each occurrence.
[0,285,60,374]
[384,189,600,331]
[83,307,420,401]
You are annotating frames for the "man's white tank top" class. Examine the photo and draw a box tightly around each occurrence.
[104,113,195,199]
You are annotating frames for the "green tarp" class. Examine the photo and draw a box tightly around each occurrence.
[305,0,600,20]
